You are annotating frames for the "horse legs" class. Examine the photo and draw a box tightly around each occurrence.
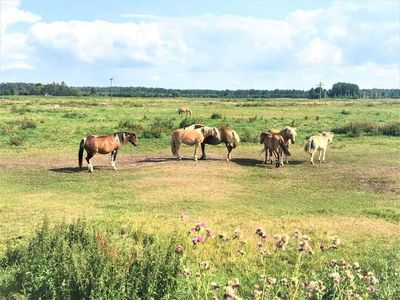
[199,143,207,160]
[318,149,323,163]
[275,150,280,168]
[86,152,94,172]
[111,150,118,170]
[322,148,326,163]
[175,141,181,160]
[310,152,315,165]
[226,143,233,162]
[193,143,200,161]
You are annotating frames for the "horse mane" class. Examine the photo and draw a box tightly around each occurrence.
[117,132,125,143]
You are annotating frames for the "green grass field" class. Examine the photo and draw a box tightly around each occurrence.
[0,96,399,299]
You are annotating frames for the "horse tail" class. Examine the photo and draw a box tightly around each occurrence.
[304,138,314,153]
[231,130,240,149]
[171,138,177,156]
[78,138,86,168]
[279,138,291,156]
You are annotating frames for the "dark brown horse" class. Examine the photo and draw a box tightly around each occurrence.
[78,132,138,172]
[185,124,240,161]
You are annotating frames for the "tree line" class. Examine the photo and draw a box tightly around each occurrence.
[0,81,399,99]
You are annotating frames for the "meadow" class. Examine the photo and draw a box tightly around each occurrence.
[0,96,399,299]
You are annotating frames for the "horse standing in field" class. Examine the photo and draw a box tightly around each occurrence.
[171,126,220,161]
[304,132,334,165]
[178,107,192,115]
[185,124,240,161]
[260,131,291,168]
[266,126,297,164]
[78,132,138,172]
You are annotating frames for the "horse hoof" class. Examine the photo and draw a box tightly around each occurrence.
[194,157,198,161]
[199,156,207,160]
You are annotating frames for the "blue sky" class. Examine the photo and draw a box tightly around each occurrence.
[1,0,399,89]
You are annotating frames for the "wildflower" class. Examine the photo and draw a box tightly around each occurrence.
[280,278,289,287]
[290,277,299,286]
[192,222,206,232]
[353,262,361,273]
[199,261,210,270]
[257,241,263,248]
[206,228,213,238]
[303,280,326,298]
[274,234,289,250]
[227,278,240,288]
[329,259,338,267]
[331,235,341,249]
[293,229,303,239]
[329,272,341,284]
[298,240,313,254]
[180,212,189,223]
[182,268,192,276]
[363,271,378,284]
[344,269,354,281]
[175,245,184,254]
[210,281,220,290]
[219,232,231,242]
[191,235,204,245]
[223,286,238,299]
[232,228,243,240]
[319,244,325,251]
[367,285,377,294]
[255,227,268,240]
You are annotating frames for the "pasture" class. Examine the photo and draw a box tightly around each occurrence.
[0,96,399,298]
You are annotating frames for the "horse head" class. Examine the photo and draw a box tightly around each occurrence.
[259,132,267,144]
[322,132,334,143]
[286,127,297,144]
[126,132,139,146]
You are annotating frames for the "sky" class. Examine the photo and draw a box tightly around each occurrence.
[1,0,399,89]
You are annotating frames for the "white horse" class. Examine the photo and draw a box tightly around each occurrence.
[304,132,334,165]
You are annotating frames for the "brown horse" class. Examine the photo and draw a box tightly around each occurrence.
[267,126,297,164]
[178,107,192,115]
[78,132,138,172]
[185,124,240,161]
[171,126,220,161]
[260,132,290,167]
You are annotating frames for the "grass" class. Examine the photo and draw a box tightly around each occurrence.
[0,96,399,298]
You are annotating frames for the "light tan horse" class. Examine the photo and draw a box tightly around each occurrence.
[260,132,291,167]
[304,132,334,165]
[78,132,138,172]
[178,107,192,115]
[171,126,220,161]
[185,124,240,161]
[267,126,297,164]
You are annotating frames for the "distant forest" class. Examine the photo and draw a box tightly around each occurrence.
[0,81,399,99]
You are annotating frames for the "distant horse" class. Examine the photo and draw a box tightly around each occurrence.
[304,132,334,165]
[178,107,192,115]
[260,132,290,167]
[267,127,297,164]
[185,124,240,161]
[78,132,138,172]
[171,126,220,161]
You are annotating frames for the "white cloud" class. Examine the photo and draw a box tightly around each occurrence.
[0,0,40,71]
[297,38,342,65]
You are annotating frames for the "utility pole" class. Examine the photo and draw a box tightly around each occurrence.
[318,82,324,100]
[109,78,114,101]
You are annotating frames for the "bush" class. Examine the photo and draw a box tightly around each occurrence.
[20,118,37,130]
[0,219,182,299]
[210,112,222,119]
[341,110,351,115]
[63,112,87,119]
[332,121,400,137]
[9,136,22,146]
[143,117,176,138]
[179,117,204,128]
[240,129,258,143]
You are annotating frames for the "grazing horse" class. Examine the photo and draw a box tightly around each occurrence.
[304,132,334,165]
[185,124,240,161]
[260,132,291,167]
[267,127,297,164]
[78,132,138,172]
[178,107,192,115]
[171,126,220,161]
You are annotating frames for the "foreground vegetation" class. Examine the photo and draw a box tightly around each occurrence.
[0,96,399,298]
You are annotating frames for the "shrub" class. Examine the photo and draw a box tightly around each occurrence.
[118,119,145,134]
[143,117,176,138]
[240,129,258,143]
[9,136,22,146]
[179,117,203,128]
[20,118,37,130]
[332,121,399,137]
[248,116,258,123]
[10,105,32,114]
[210,112,222,119]
[380,121,400,136]
[341,110,351,115]
[62,112,87,119]
[0,219,182,299]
